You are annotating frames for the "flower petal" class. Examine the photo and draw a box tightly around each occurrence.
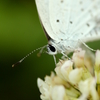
[69,68,83,84]
[51,85,68,100]
[72,48,85,68]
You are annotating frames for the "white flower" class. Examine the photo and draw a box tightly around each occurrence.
[37,49,100,100]
[37,72,70,100]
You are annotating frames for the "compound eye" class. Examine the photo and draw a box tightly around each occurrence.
[47,44,57,55]
[49,44,56,52]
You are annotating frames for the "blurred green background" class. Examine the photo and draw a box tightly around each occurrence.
[0,0,100,100]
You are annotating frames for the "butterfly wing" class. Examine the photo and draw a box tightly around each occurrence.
[69,0,100,42]
[35,0,60,41]
[49,0,100,41]
[36,0,100,43]
[49,0,72,40]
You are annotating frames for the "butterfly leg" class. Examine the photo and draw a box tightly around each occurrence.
[78,39,96,52]
[53,55,57,66]
[61,52,70,60]
[45,51,57,66]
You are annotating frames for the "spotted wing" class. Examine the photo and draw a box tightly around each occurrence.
[49,0,100,41]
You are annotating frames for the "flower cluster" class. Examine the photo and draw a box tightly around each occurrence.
[37,48,100,100]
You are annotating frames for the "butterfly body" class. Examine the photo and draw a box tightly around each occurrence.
[35,0,100,55]
[48,39,80,55]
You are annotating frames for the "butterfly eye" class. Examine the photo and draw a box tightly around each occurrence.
[49,44,56,52]
[47,44,57,55]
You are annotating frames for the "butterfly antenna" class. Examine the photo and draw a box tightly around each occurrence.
[12,45,47,67]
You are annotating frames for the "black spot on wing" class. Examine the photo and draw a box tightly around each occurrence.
[70,21,73,24]
[87,23,90,27]
[56,19,60,22]
[61,0,64,3]
[61,39,63,41]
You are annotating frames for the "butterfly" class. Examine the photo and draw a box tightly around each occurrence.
[12,0,100,67]
[35,0,100,56]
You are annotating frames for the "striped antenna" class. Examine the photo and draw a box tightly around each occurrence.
[12,45,47,67]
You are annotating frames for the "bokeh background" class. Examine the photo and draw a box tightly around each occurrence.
[0,0,100,100]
